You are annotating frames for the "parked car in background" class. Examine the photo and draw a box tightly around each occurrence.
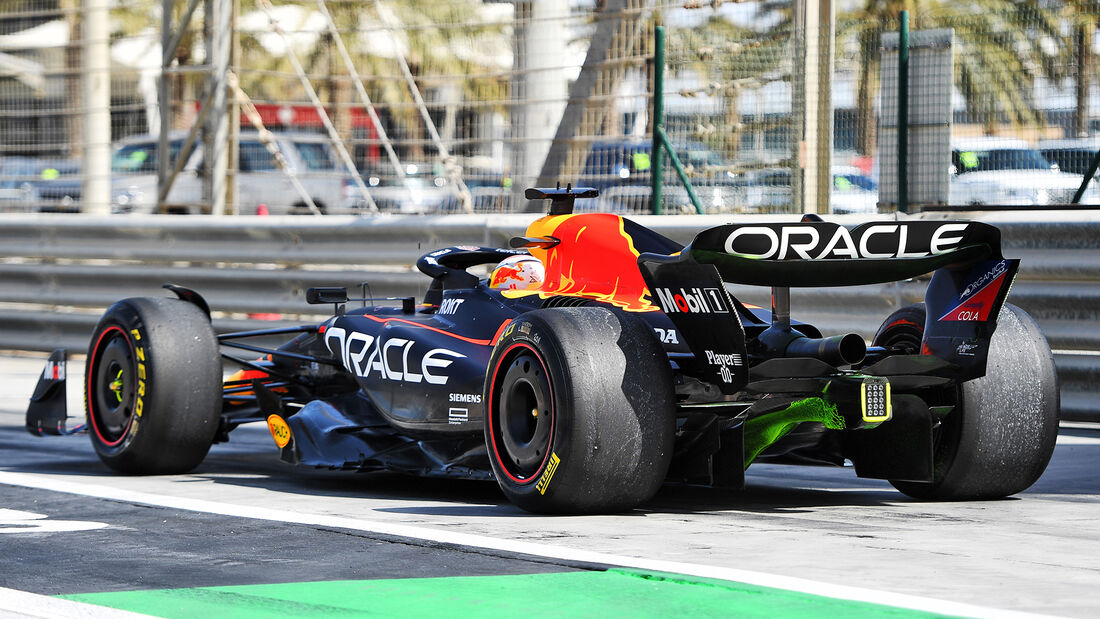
[737,168,792,212]
[1039,137,1100,177]
[0,158,39,212]
[33,159,82,212]
[829,165,879,214]
[111,131,350,214]
[0,157,82,213]
[737,166,879,214]
[578,139,737,190]
[343,162,457,213]
[575,139,749,212]
[950,137,1098,206]
[590,183,747,214]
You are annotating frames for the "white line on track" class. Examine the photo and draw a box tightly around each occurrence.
[1055,434,1100,445]
[0,470,1052,619]
[0,587,152,618]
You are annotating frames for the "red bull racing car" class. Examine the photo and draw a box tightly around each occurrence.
[27,187,1058,513]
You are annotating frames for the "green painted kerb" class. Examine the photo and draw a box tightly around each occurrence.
[62,569,956,618]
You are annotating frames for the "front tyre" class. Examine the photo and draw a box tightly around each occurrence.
[484,307,675,514]
[86,297,222,474]
[876,303,1059,499]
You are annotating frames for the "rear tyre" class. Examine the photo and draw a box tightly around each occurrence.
[484,307,675,514]
[85,297,222,474]
[875,303,1059,499]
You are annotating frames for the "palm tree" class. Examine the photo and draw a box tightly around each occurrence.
[666,6,790,162]
[837,0,1064,155]
[236,0,508,162]
[1060,1,1099,136]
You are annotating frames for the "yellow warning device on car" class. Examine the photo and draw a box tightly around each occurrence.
[861,377,892,423]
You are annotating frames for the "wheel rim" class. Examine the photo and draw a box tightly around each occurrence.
[88,326,137,446]
[490,346,553,482]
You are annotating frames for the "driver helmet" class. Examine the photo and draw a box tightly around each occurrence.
[490,255,544,290]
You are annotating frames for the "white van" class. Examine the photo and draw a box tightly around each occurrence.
[110,131,353,214]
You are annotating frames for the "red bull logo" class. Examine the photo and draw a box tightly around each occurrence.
[490,255,544,290]
[509,213,657,312]
[491,265,525,287]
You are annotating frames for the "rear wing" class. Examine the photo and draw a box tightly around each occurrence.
[638,219,1020,390]
[687,221,1002,287]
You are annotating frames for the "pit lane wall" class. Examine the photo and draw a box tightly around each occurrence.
[1,210,1097,423]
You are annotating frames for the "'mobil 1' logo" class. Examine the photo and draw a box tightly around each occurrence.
[653,287,729,314]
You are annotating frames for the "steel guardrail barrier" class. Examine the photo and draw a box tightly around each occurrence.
[2,209,1098,423]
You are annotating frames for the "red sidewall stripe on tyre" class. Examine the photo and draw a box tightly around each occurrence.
[86,325,135,448]
[487,341,554,485]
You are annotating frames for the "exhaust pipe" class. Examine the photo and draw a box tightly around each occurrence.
[784,333,867,367]
[759,285,867,367]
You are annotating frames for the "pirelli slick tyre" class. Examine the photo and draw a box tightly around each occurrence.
[483,307,675,514]
[85,297,222,474]
[874,303,1059,499]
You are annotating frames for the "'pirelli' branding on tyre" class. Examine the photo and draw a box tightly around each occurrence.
[536,452,561,495]
[653,286,729,314]
[129,328,147,418]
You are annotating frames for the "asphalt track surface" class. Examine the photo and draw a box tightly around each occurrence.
[1,353,1098,618]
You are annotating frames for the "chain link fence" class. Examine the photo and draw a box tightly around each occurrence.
[0,0,1098,215]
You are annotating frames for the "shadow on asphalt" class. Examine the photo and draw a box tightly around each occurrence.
[194,430,1100,515]
[201,467,513,512]
[1026,429,1100,496]
[4,420,1098,515]
[650,478,900,514]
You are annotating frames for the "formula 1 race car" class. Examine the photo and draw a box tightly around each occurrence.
[27,187,1059,514]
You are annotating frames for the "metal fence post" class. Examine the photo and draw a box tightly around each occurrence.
[81,0,111,215]
[204,0,231,216]
[651,26,664,215]
[898,10,909,214]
